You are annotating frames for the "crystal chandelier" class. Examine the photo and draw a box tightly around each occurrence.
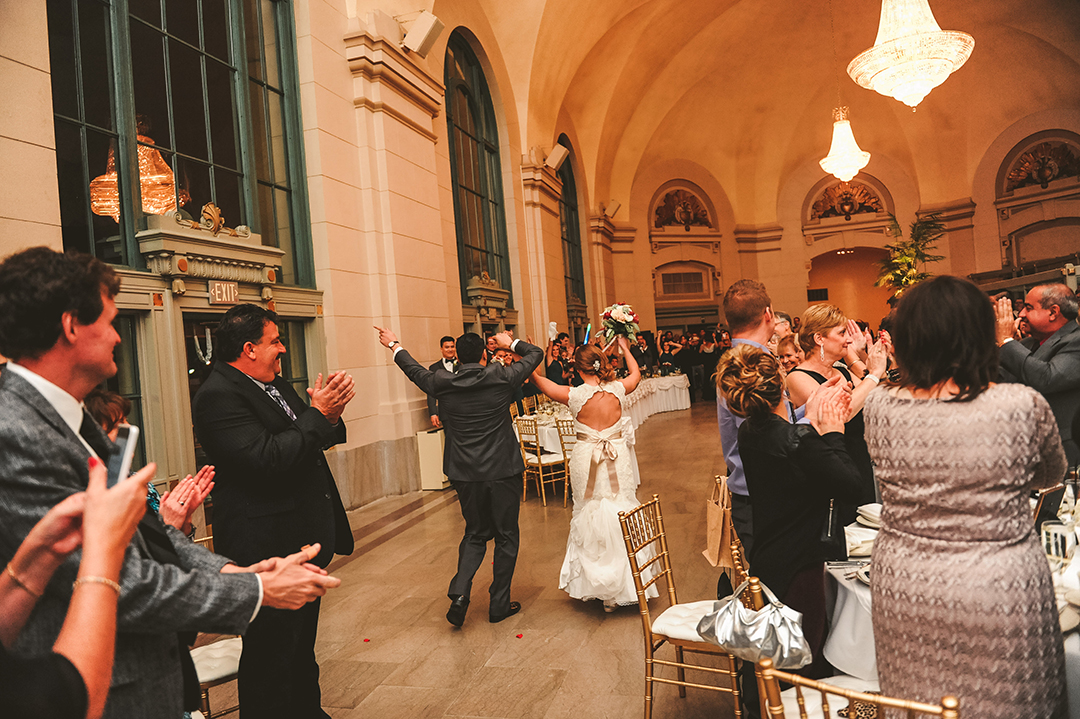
[847,0,974,109]
[819,107,871,182]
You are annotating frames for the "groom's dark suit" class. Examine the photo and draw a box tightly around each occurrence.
[394,340,543,614]
[192,361,353,718]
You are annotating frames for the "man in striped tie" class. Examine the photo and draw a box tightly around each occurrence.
[192,304,356,719]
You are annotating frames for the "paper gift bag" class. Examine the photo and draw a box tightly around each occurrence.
[702,475,735,572]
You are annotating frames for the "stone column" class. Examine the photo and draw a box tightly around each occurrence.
[520,156,565,338]
[921,198,977,277]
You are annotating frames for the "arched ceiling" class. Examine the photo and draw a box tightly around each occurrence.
[465,0,1080,222]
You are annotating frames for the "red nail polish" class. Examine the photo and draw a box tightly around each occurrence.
[88,457,100,468]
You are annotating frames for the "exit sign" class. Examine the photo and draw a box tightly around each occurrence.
[208,280,240,304]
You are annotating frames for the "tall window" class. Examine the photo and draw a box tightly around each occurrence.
[444,33,511,303]
[557,137,585,305]
[105,315,146,467]
[46,0,312,284]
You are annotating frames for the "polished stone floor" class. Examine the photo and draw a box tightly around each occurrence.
[207,401,735,718]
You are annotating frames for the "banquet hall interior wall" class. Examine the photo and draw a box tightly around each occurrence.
[1,0,1079,510]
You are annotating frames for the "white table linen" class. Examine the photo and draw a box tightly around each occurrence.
[823,563,877,681]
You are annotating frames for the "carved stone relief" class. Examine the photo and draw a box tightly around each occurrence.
[654,189,711,231]
[809,181,884,221]
[1005,141,1080,192]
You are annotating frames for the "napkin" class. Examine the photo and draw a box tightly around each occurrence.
[845,524,878,557]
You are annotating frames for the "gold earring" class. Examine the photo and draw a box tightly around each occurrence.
[819,345,825,363]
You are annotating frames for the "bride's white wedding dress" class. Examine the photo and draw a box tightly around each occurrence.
[559,381,657,606]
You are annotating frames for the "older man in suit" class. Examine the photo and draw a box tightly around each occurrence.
[376,327,543,625]
[428,335,457,428]
[193,304,355,719]
[0,247,338,718]
[996,283,1080,465]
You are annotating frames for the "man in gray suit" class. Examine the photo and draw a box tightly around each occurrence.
[996,283,1080,464]
[0,247,339,718]
[376,326,543,626]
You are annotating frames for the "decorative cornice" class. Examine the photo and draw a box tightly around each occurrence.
[520,162,563,210]
[733,223,783,254]
[919,198,976,232]
[138,215,282,285]
[344,31,444,118]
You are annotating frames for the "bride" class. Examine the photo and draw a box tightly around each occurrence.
[530,336,656,610]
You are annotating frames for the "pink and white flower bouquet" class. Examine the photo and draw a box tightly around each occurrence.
[600,302,640,345]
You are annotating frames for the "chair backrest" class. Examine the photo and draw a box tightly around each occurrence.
[515,416,542,461]
[1034,483,1066,524]
[522,395,537,414]
[758,658,960,719]
[510,401,520,419]
[618,495,679,634]
[555,417,576,457]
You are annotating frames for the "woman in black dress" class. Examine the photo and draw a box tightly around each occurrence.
[717,344,864,678]
[786,303,889,512]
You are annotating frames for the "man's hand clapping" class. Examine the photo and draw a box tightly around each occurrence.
[994,297,1020,346]
[308,371,355,424]
[244,544,341,610]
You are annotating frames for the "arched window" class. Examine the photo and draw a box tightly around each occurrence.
[557,136,585,306]
[444,33,511,303]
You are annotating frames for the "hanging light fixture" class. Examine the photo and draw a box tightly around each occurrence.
[819,107,871,182]
[847,0,974,109]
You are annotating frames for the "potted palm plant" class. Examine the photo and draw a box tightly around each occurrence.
[875,213,946,302]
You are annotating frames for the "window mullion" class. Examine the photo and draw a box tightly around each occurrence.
[111,0,144,268]
[229,0,256,232]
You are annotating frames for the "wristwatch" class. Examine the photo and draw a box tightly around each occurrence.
[388,340,399,349]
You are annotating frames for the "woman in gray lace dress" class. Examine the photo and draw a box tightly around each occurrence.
[864,276,1067,718]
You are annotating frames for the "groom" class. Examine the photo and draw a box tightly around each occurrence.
[375,327,544,625]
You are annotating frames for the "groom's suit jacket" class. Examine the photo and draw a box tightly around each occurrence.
[192,361,354,569]
[0,367,260,719]
[1000,320,1080,464]
[395,340,543,482]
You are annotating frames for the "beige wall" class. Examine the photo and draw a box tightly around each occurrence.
[806,248,894,329]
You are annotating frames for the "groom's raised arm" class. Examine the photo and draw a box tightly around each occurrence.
[375,326,438,395]
[506,339,544,385]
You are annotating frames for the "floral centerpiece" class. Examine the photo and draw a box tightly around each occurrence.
[600,302,640,345]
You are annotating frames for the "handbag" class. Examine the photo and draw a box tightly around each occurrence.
[695,579,812,670]
[820,498,846,561]
[702,475,734,573]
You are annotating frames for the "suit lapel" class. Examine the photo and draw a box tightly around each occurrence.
[1033,322,1079,359]
[215,362,296,423]
[0,370,101,467]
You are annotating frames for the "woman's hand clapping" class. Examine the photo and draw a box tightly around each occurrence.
[159,465,214,535]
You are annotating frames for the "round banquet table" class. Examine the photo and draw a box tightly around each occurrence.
[624,375,691,427]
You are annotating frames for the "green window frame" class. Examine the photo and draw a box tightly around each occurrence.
[278,319,309,399]
[104,314,147,468]
[556,136,585,306]
[444,32,512,305]
[46,0,314,286]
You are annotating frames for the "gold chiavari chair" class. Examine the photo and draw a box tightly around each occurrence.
[618,495,742,719]
[758,658,960,719]
[509,400,521,419]
[1034,483,1066,521]
[521,394,538,415]
[515,416,566,505]
[553,417,576,508]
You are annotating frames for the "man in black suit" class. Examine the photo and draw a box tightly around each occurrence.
[428,335,457,428]
[375,327,543,625]
[193,304,356,718]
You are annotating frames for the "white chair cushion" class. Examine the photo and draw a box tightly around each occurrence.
[650,600,717,642]
[190,636,243,682]
[525,453,564,465]
[779,674,880,719]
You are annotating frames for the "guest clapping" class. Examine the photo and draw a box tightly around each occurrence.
[786,304,888,509]
[717,345,863,679]
[864,275,1067,718]
[1,459,151,719]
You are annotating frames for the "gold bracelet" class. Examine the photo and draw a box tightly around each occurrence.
[5,563,43,598]
[73,576,121,596]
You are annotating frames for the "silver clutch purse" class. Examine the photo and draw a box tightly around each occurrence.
[696,579,812,670]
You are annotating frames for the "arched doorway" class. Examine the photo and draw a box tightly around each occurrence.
[806,248,894,328]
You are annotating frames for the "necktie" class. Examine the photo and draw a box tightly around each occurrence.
[264,383,297,421]
[79,410,114,459]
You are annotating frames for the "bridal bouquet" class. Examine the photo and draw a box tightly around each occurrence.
[600,302,640,345]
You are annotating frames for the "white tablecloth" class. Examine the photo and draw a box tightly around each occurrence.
[823,563,877,681]
[625,375,691,427]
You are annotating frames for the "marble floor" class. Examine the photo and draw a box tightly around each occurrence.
[206,401,736,718]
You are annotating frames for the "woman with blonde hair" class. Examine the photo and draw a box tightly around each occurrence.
[530,338,655,611]
[717,344,863,678]
[786,304,888,508]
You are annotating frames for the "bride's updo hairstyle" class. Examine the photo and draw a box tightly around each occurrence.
[716,344,784,422]
[892,275,997,402]
[574,344,617,382]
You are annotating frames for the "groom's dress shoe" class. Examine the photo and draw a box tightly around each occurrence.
[489,601,521,623]
[446,595,469,626]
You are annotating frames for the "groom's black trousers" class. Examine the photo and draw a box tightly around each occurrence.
[449,474,522,615]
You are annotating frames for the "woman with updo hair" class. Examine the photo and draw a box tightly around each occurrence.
[530,337,656,611]
[717,344,864,678]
